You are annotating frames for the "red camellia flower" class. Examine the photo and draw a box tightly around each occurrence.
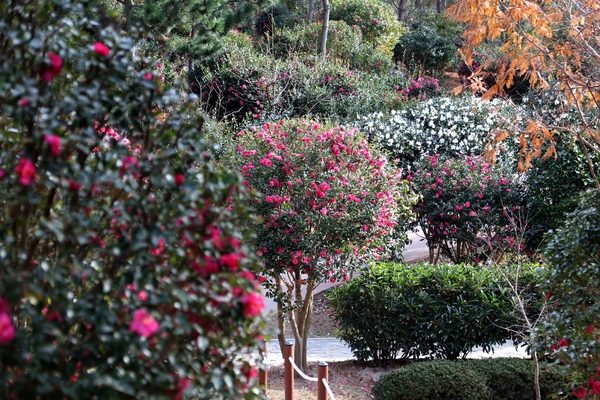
[68,179,82,191]
[129,308,160,338]
[18,98,29,107]
[174,174,184,186]
[0,312,15,345]
[15,158,36,185]
[44,134,61,156]
[558,338,569,347]
[42,52,63,82]
[0,170,5,180]
[93,42,110,57]
[242,292,265,318]
[573,386,587,398]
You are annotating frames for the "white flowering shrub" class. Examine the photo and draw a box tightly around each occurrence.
[355,96,515,168]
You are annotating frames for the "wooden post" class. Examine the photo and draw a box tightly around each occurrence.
[259,340,268,394]
[284,341,294,400]
[317,361,329,400]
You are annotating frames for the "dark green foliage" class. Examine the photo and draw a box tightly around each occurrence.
[128,0,267,63]
[373,358,575,400]
[541,189,600,385]
[524,133,600,253]
[393,14,461,75]
[374,360,492,400]
[329,262,544,364]
[255,3,299,36]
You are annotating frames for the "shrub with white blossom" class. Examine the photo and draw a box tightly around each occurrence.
[355,96,516,168]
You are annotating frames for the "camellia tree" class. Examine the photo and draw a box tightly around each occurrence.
[408,154,524,264]
[0,1,266,399]
[235,119,413,372]
[447,0,600,180]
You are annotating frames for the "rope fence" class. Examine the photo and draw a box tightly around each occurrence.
[284,341,336,400]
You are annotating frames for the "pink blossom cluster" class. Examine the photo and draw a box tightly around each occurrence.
[0,299,15,345]
[238,119,404,280]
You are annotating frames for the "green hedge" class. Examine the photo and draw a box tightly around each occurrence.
[328,262,544,364]
[373,358,574,400]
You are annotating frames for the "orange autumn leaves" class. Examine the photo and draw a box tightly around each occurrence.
[448,0,600,174]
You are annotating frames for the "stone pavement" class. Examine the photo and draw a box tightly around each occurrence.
[263,338,530,366]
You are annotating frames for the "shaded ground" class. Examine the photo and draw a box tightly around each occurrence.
[264,359,412,400]
[265,288,338,338]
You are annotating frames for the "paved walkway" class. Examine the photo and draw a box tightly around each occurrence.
[263,338,530,365]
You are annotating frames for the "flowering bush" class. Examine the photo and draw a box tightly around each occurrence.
[541,189,600,399]
[395,76,442,101]
[356,96,514,168]
[0,1,266,398]
[192,30,402,125]
[407,154,524,263]
[235,119,412,370]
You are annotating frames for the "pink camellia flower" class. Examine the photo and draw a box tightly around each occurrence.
[15,158,36,186]
[242,292,265,318]
[0,170,5,180]
[119,156,138,173]
[18,98,29,107]
[0,312,15,345]
[143,72,153,80]
[44,134,61,156]
[137,291,148,301]
[42,52,63,82]
[130,308,159,338]
[93,42,110,57]
[220,253,241,271]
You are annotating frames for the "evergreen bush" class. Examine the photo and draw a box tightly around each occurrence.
[0,1,266,398]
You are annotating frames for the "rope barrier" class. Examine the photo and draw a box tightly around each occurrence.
[322,378,337,400]
[288,357,318,382]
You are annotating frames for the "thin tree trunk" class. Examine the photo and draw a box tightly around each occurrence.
[188,26,196,72]
[308,0,316,23]
[123,0,133,30]
[398,0,407,21]
[318,0,330,62]
[275,275,287,359]
[533,351,541,400]
[436,0,442,13]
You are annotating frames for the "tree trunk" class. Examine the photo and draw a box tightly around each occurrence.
[308,0,316,23]
[436,0,442,13]
[275,271,317,373]
[533,351,541,400]
[318,0,330,62]
[398,0,408,22]
[123,0,133,30]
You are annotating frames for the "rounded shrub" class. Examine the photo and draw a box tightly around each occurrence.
[0,1,266,398]
[374,360,491,400]
[393,14,461,75]
[255,3,299,36]
[373,358,575,400]
[328,262,538,363]
[328,0,406,53]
